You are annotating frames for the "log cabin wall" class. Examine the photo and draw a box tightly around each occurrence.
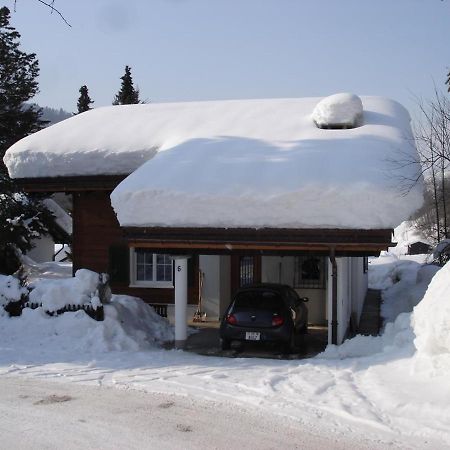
[72,190,198,305]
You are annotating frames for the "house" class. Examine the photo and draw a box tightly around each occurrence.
[391,221,432,256]
[26,197,72,263]
[3,93,423,348]
[408,241,432,255]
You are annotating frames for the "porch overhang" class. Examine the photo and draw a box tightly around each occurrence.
[124,227,394,256]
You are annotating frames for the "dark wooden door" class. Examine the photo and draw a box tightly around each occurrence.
[230,255,261,294]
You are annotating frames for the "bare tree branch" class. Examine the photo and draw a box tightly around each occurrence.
[14,0,71,27]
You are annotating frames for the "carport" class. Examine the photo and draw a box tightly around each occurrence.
[125,226,392,349]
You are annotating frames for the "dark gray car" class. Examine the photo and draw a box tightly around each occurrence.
[220,283,308,353]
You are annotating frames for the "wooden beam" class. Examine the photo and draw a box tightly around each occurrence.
[13,175,127,192]
[123,226,394,255]
[124,226,393,244]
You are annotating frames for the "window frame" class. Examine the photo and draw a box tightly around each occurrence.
[293,255,326,289]
[129,248,174,289]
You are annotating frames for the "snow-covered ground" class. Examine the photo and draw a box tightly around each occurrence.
[1,257,449,449]
[0,376,382,450]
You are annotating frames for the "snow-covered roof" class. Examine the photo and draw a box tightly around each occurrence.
[4,95,423,229]
[43,198,72,235]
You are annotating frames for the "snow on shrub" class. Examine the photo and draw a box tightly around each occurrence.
[29,268,104,312]
[0,275,26,309]
[312,93,363,128]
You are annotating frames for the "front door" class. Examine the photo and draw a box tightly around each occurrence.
[231,255,261,294]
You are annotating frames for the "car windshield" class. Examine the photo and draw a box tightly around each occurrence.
[233,290,283,312]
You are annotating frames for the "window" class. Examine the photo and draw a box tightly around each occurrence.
[293,256,326,289]
[130,249,173,288]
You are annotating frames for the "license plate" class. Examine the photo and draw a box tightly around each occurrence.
[245,332,260,341]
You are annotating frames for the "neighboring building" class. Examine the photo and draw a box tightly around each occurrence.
[408,241,432,256]
[391,221,432,256]
[4,94,423,346]
[26,198,72,263]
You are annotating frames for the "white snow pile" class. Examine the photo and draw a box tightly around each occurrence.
[368,253,403,290]
[0,294,174,353]
[321,312,416,359]
[0,275,26,308]
[312,93,363,128]
[414,261,450,363]
[381,263,440,324]
[4,96,423,229]
[368,253,439,323]
[28,268,104,312]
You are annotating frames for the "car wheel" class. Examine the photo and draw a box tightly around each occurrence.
[220,338,231,350]
[282,334,296,354]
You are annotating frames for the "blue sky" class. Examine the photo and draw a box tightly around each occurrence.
[6,0,450,117]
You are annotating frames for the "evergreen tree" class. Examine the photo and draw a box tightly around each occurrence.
[0,6,45,166]
[76,85,94,114]
[112,65,141,105]
[446,69,450,93]
[0,6,54,274]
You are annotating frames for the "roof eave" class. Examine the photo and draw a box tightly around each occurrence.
[13,175,128,192]
[123,226,394,256]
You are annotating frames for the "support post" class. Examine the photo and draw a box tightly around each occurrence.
[329,247,338,345]
[173,256,189,349]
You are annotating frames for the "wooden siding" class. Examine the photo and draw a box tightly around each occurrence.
[72,191,198,305]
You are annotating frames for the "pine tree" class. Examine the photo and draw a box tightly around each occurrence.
[76,85,94,114]
[112,65,141,105]
[446,70,450,93]
[0,6,54,274]
[0,7,45,166]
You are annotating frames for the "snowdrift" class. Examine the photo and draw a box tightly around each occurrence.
[0,295,174,353]
[0,268,174,353]
[414,261,450,359]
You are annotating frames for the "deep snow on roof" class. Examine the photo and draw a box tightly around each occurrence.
[4,96,423,229]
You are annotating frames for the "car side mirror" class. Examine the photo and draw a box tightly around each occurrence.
[301,297,309,303]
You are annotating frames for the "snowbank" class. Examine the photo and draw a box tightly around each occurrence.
[413,261,450,359]
[325,259,442,359]
[0,295,174,353]
[312,93,363,128]
[321,312,415,359]
[380,262,439,323]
